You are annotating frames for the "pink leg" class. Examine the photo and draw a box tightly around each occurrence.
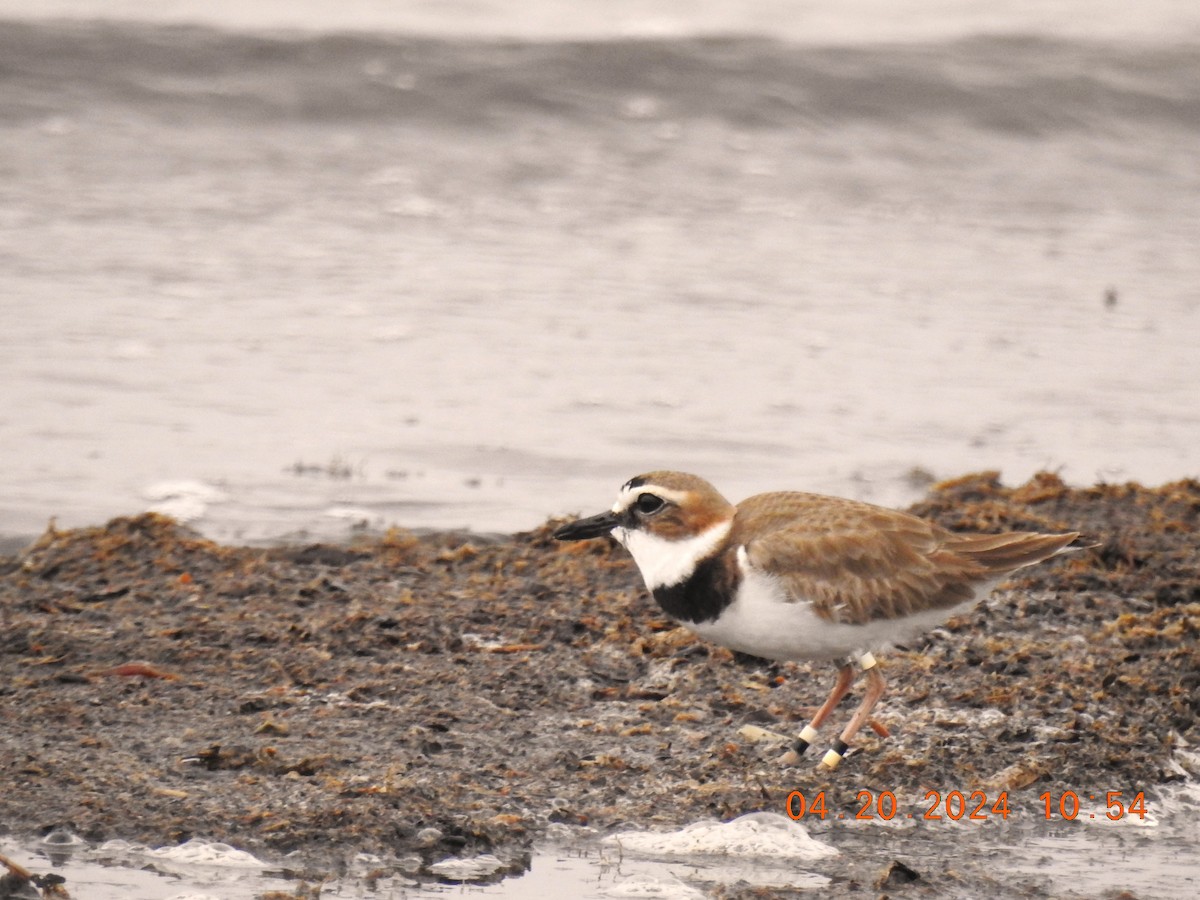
[780,663,855,765]
[820,664,887,770]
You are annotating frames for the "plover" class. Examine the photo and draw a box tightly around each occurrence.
[554,471,1080,768]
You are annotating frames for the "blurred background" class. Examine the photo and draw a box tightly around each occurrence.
[1,1,1198,544]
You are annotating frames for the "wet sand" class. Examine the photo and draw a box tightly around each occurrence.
[1,472,1197,895]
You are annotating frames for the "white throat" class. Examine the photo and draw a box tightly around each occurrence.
[614,519,732,590]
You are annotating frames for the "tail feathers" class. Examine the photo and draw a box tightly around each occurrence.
[946,531,1081,573]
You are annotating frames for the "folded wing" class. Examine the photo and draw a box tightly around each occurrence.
[737,492,1078,625]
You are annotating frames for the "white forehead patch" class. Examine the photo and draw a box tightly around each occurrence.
[611,482,692,514]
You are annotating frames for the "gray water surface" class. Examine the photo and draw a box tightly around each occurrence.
[2,12,1198,544]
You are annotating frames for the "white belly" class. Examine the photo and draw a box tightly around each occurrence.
[685,565,986,662]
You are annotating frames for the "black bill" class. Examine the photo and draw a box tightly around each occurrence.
[553,510,620,541]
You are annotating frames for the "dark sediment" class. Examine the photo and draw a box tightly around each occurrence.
[1,472,1197,890]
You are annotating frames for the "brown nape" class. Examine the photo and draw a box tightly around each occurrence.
[657,490,729,540]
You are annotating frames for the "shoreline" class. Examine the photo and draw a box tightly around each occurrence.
[1,471,1197,889]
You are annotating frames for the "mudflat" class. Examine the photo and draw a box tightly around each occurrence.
[2,472,1196,887]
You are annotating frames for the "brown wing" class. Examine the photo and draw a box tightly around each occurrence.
[736,492,1077,625]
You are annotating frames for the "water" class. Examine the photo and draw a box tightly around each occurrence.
[3,0,1199,41]
[1,2,1199,894]
[1,3,1198,544]
[3,787,1199,898]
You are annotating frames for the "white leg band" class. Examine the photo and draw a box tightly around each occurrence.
[858,651,878,670]
[798,724,820,744]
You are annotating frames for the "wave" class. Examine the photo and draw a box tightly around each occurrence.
[2,19,1198,135]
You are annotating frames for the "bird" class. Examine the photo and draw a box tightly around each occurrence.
[553,471,1081,768]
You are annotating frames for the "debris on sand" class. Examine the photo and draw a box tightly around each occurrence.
[0,473,1196,879]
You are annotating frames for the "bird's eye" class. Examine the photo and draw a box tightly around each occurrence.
[635,493,665,515]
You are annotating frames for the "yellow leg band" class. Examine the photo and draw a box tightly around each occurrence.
[819,739,850,770]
